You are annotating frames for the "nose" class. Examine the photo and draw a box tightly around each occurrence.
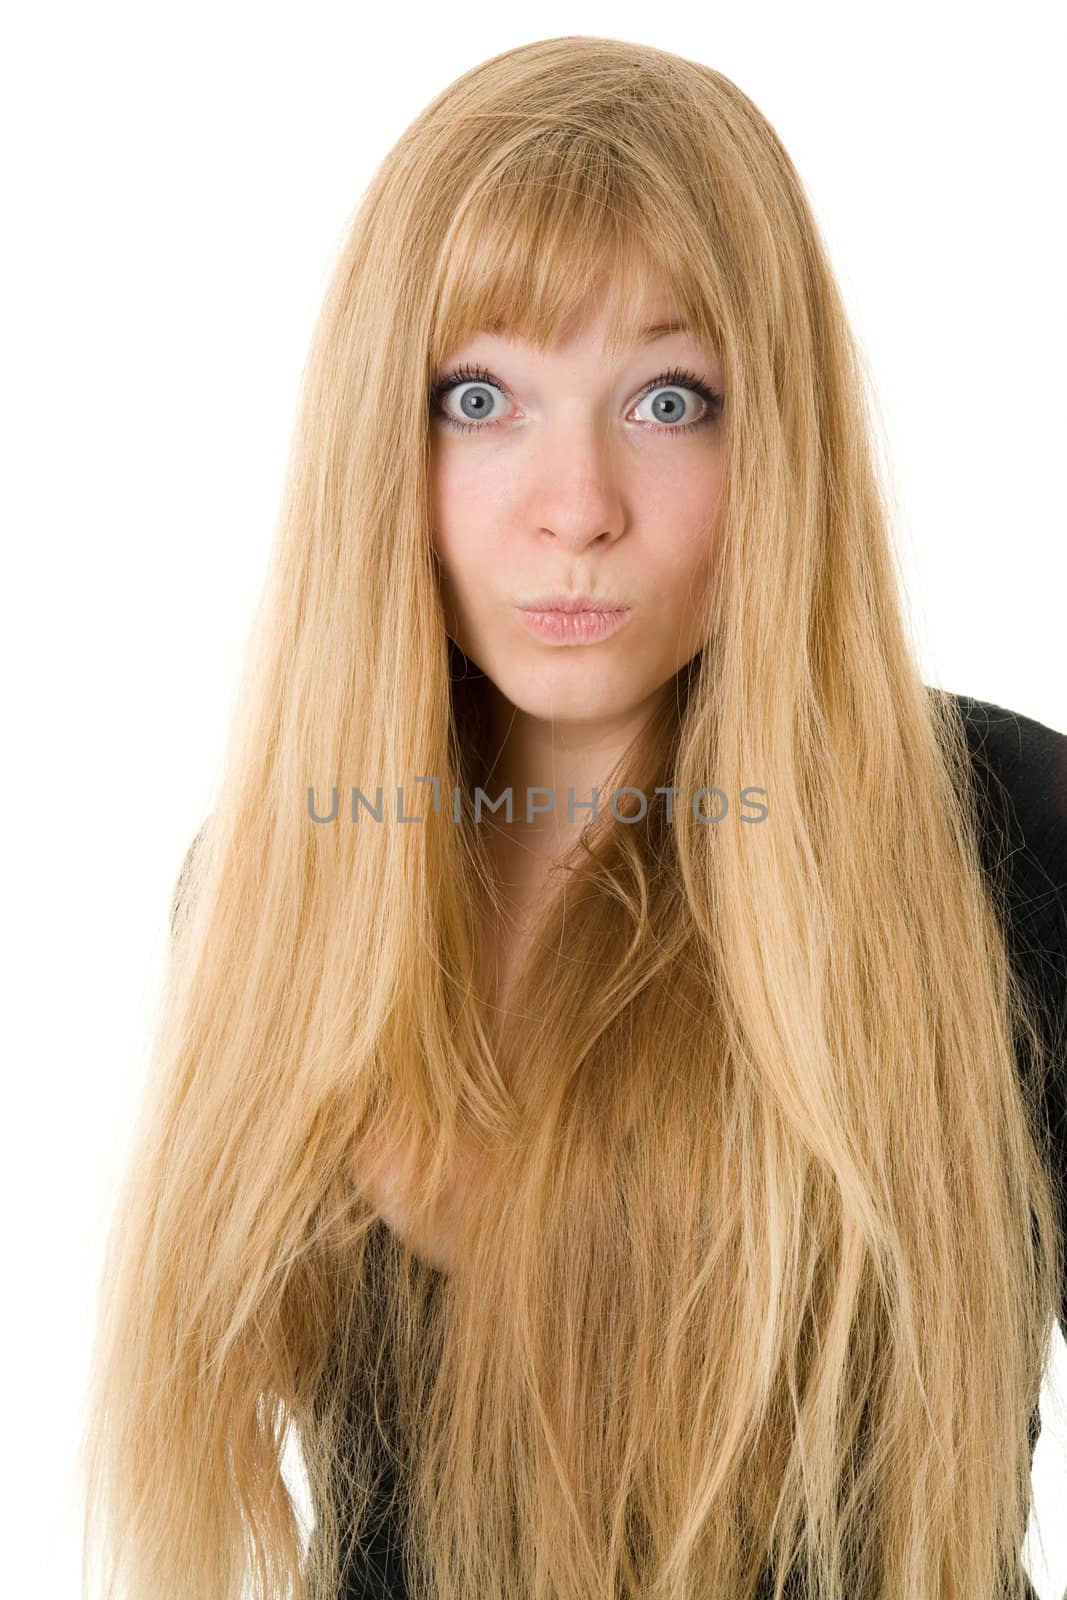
[530,415,624,550]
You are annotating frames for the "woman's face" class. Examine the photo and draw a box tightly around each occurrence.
[429,285,725,726]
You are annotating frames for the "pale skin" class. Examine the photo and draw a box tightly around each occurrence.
[363,274,726,1272]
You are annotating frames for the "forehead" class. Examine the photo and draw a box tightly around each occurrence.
[428,223,703,369]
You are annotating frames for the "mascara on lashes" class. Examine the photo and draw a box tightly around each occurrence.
[429,364,725,436]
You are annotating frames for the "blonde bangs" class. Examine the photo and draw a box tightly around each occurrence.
[428,129,720,366]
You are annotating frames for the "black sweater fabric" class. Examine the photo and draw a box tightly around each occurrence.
[175,689,1062,1599]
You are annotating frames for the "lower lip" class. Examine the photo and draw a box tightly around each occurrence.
[516,607,631,643]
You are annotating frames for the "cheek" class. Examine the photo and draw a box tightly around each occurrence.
[659,501,720,583]
[649,502,720,637]
[649,452,721,532]
[428,454,489,572]
[428,453,448,554]
[431,525,480,600]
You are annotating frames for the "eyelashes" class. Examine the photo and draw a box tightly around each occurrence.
[429,364,725,437]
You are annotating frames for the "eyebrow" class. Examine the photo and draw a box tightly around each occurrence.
[637,320,692,342]
[449,319,697,359]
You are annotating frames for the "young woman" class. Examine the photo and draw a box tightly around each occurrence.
[81,35,1066,1600]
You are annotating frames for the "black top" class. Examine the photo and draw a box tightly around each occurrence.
[308,690,1067,1599]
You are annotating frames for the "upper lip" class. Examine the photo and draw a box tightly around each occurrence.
[517,594,629,613]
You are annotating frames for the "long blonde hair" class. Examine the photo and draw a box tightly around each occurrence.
[81,35,1063,1600]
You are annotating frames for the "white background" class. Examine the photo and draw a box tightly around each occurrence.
[3,3,1064,1596]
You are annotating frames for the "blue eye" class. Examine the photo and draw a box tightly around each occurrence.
[632,372,724,432]
[431,368,511,431]
[429,365,724,436]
